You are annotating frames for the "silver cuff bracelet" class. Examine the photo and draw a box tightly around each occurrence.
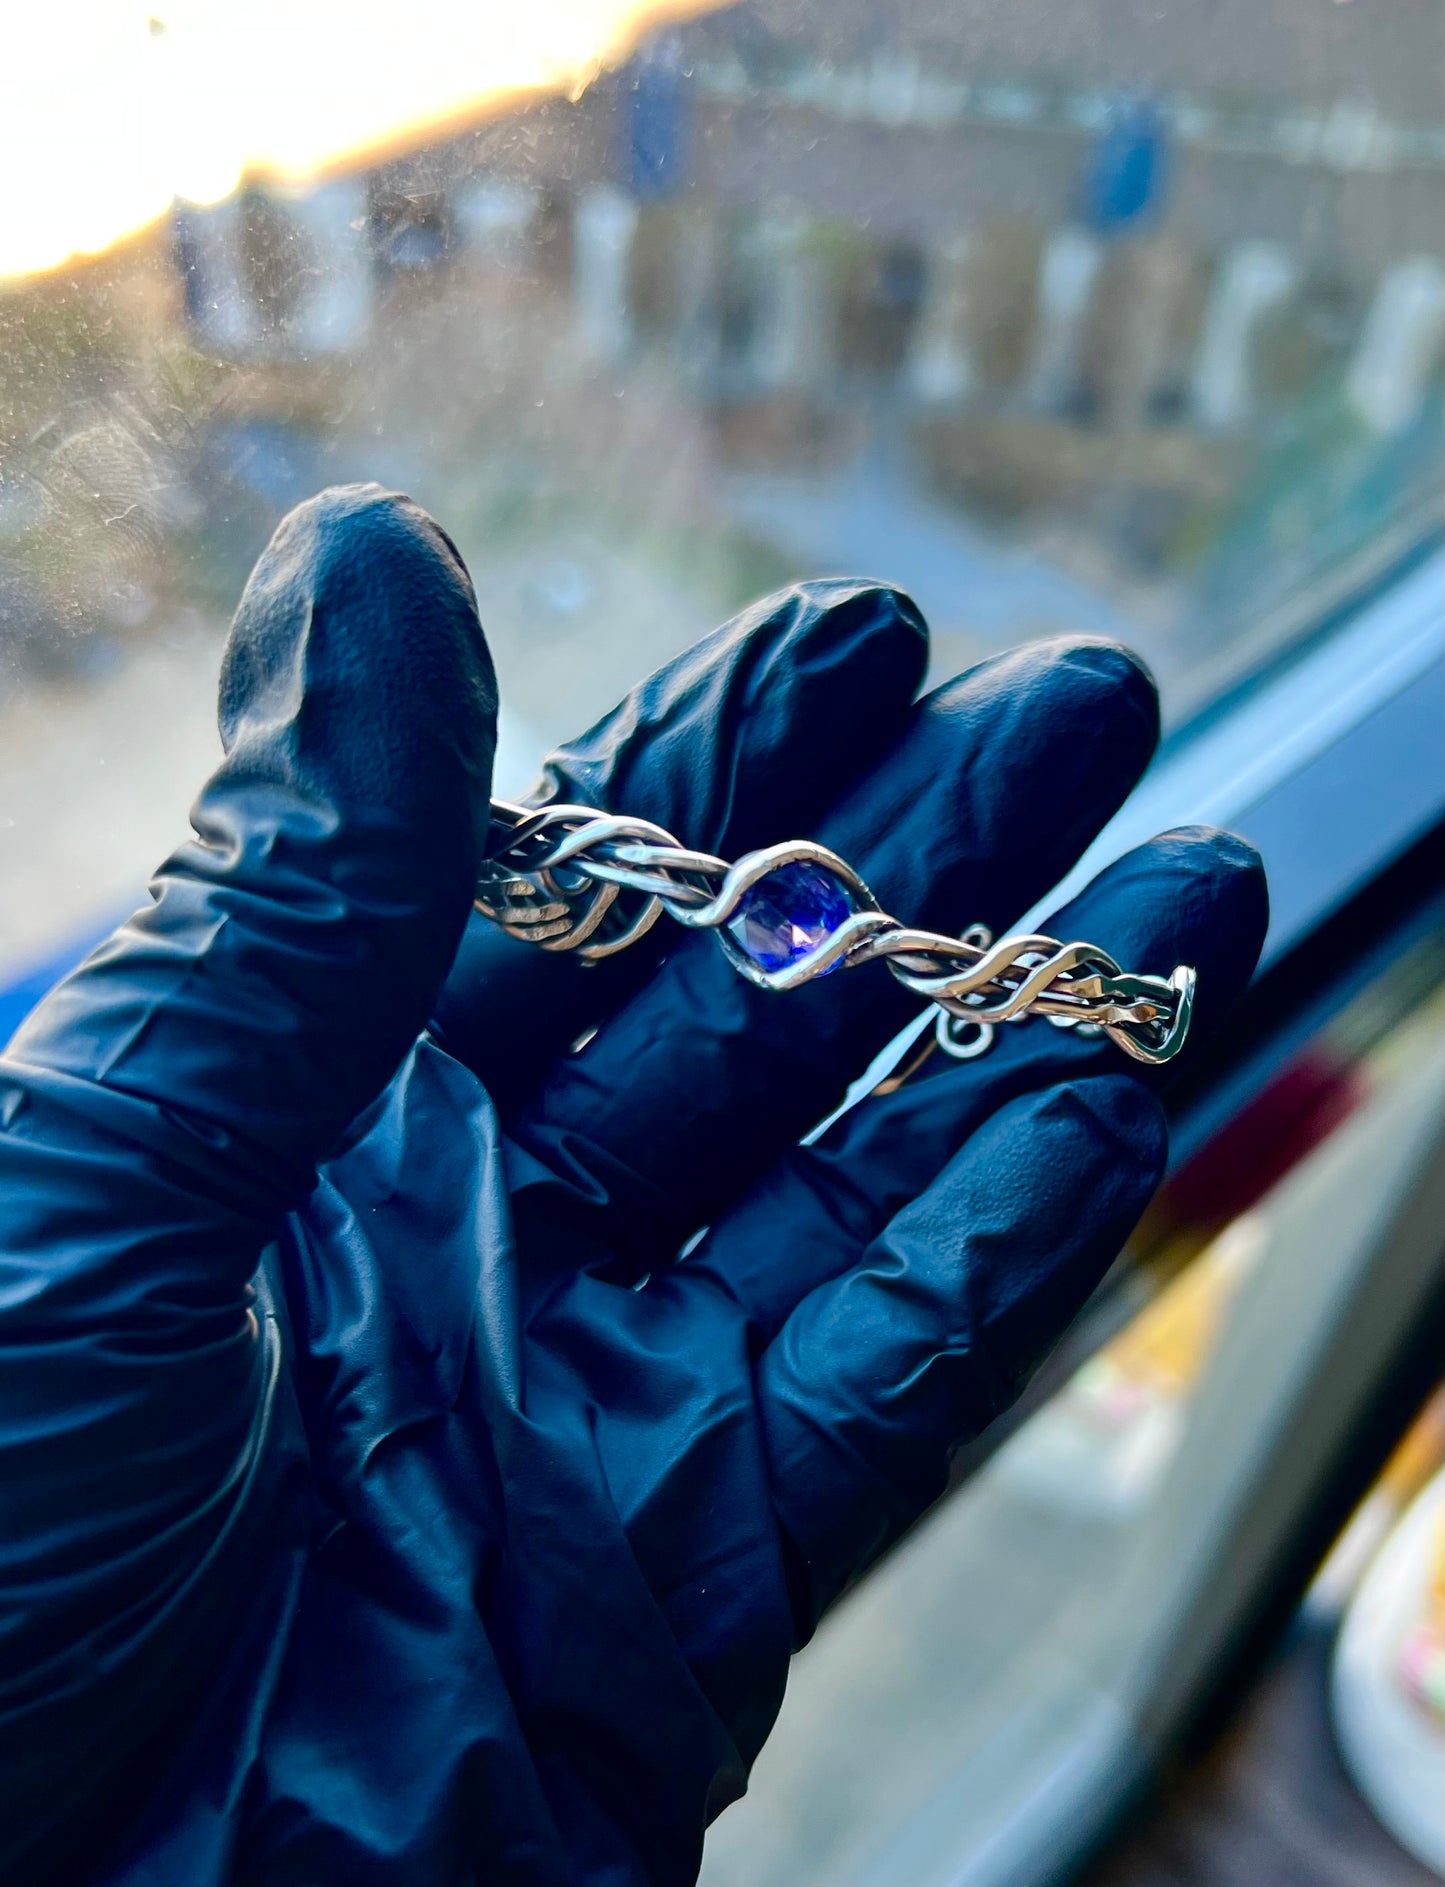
[475,799,1196,1066]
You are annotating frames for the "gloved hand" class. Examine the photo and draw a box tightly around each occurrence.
[0,486,1267,1887]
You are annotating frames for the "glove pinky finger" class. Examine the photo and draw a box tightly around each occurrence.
[758,1073,1167,1629]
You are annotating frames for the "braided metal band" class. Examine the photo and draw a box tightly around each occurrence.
[475,799,1197,1066]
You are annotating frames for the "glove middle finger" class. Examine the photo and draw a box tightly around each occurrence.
[509,636,1160,1268]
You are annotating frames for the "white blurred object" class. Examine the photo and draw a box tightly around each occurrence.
[454,177,540,263]
[1190,240,1296,429]
[491,709,548,802]
[749,214,830,392]
[572,185,638,365]
[1024,227,1102,411]
[177,180,372,358]
[283,179,372,354]
[906,236,974,404]
[994,1214,1270,1519]
[1331,1468,1445,1876]
[176,194,256,354]
[1346,258,1445,436]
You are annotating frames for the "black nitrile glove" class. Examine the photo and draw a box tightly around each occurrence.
[0,486,1267,1886]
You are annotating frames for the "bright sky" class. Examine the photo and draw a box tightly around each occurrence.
[0,0,712,282]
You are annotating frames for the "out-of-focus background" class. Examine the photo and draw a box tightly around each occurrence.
[1,5,1441,1882]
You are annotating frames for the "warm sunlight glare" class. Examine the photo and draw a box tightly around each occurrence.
[0,0,716,282]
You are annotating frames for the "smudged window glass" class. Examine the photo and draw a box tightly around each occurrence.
[2,0,1442,996]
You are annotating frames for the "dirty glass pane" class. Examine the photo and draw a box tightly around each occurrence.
[3,0,1442,1000]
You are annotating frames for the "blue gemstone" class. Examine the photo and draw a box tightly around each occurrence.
[726,862,855,974]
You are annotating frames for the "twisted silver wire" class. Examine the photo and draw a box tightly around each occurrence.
[475,799,1197,1066]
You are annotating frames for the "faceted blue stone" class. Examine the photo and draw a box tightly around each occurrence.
[726,862,855,974]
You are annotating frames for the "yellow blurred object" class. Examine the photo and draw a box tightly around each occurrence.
[1312,1388,1445,1616]
[1086,1214,1269,1403]
[993,1215,1272,1513]
[1379,1388,1445,1508]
